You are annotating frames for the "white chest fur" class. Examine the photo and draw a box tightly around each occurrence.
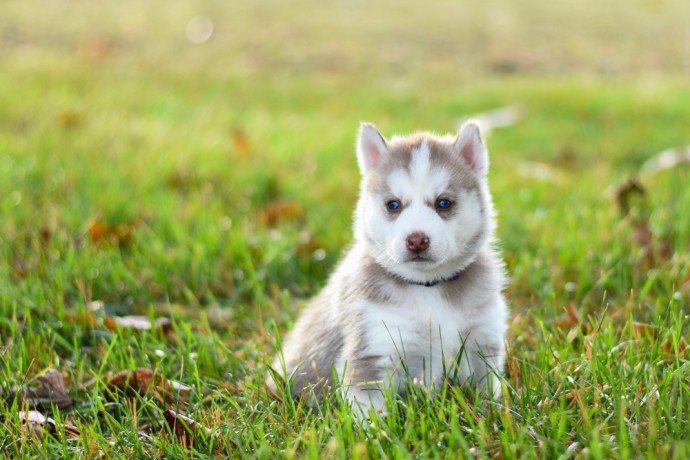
[358,287,481,389]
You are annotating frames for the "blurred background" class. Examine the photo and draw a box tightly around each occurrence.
[2,0,689,309]
[2,0,688,83]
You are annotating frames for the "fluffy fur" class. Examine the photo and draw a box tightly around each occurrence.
[272,121,509,414]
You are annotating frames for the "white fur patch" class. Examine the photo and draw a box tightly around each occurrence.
[362,290,472,387]
[342,287,507,409]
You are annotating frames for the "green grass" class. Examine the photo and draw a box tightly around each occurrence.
[2,0,690,458]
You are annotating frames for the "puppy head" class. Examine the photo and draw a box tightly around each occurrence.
[355,122,494,284]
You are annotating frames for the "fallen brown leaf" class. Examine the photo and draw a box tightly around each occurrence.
[555,303,586,332]
[631,321,688,360]
[661,336,688,356]
[506,355,520,390]
[39,227,52,246]
[163,409,215,449]
[105,315,172,335]
[584,339,593,362]
[81,38,114,62]
[633,219,653,249]
[57,111,82,129]
[165,166,199,191]
[64,310,98,328]
[169,380,194,394]
[260,201,305,226]
[614,177,645,215]
[630,218,673,266]
[11,255,31,281]
[107,368,168,403]
[640,146,690,175]
[457,105,523,135]
[632,321,688,355]
[230,127,252,157]
[10,370,72,411]
[659,238,673,260]
[105,368,190,404]
[35,370,72,409]
[517,161,560,182]
[631,321,658,340]
[555,144,577,170]
[88,221,136,247]
[19,410,80,439]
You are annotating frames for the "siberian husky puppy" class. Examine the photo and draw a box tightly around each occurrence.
[272,121,509,414]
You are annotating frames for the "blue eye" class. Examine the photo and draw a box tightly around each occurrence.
[386,200,401,211]
[436,198,453,209]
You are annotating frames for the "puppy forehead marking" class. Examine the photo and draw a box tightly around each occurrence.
[366,134,477,195]
[409,140,430,179]
[386,141,451,199]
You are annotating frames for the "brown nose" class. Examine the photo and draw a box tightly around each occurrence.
[406,232,430,253]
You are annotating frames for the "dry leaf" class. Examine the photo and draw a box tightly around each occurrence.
[295,230,327,259]
[457,105,523,135]
[632,321,657,339]
[260,201,305,226]
[107,368,168,402]
[88,221,136,247]
[658,239,673,260]
[10,370,72,410]
[11,255,30,281]
[661,336,688,356]
[57,111,82,129]
[506,356,520,390]
[631,321,688,359]
[105,315,175,343]
[64,310,98,328]
[555,303,582,330]
[38,369,67,394]
[39,227,52,246]
[108,368,160,391]
[19,410,80,439]
[230,127,252,157]
[633,219,653,249]
[640,146,690,175]
[169,380,194,394]
[106,368,190,404]
[81,38,113,62]
[166,167,198,191]
[163,409,215,448]
[517,160,566,182]
[629,218,673,266]
[105,315,172,335]
[34,370,72,409]
[584,340,593,362]
[19,410,51,437]
[555,145,577,170]
[614,177,645,215]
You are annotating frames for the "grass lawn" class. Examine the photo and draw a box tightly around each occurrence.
[1,0,690,457]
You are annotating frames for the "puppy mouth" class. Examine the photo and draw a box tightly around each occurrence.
[404,254,436,265]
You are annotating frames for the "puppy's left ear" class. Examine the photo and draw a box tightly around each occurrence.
[455,121,488,174]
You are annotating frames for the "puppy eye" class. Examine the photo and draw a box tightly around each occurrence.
[436,198,453,210]
[386,200,401,211]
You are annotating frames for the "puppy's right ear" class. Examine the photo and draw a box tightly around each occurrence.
[356,123,388,175]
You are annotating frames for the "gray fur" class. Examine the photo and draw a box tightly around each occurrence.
[277,291,344,396]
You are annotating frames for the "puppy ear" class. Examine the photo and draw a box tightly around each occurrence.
[455,121,488,174]
[356,123,388,175]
